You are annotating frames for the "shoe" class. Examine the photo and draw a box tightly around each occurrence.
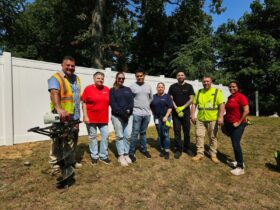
[192,155,204,161]
[230,167,245,176]
[124,155,132,164]
[118,155,128,167]
[140,150,152,159]
[129,154,137,163]
[226,160,245,168]
[100,158,111,165]
[164,152,170,160]
[211,156,220,164]
[74,162,82,169]
[174,151,181,159]
[183,148,194,157]
[91,158,98,165]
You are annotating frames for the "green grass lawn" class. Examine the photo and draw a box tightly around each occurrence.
[0,117,280,210]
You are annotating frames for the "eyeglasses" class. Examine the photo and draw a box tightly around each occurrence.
[117,77,125,81]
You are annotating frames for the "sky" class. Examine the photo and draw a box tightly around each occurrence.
[166,0,264,30]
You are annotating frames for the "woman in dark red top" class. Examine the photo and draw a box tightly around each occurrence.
[224,81,249,176]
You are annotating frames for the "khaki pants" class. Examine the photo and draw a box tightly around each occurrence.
[195,119,218,157]
[49,130,78,166]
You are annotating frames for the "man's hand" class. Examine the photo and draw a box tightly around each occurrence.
[162,116,167,122]
[191,116,196,125]
[176,106,185,113]
[217,116,224,126]
[233,121,240,127]
[83,115,89,124]
[56,107,69,122]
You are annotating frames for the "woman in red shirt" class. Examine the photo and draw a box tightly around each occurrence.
[224,81,249,176]
[82,71,111,165]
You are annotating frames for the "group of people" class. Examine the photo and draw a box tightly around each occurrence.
[48,56,249,176]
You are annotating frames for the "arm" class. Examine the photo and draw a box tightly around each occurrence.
[217,103,225,125]
[163,108,172,122]
[50,89,68,121]
[82,102,89,123]
[177,95,194,112]
[109,89,122,115]
[233,105,249,127]
[191,103,197,124]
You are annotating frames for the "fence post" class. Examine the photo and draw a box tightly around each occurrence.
[3,52,14,145]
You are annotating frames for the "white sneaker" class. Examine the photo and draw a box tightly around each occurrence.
[124,155,132,164]
[230,167,245,176]
[227,160,245,168]
[118,155,128,166]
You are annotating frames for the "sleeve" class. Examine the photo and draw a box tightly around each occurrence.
[149,85,153,103]
[81,86,88,102]
[150,95,156,114]
[109,89,122,115]
[193,91,198,105]
[239,94,249,106]
[168,85,173,96]
[216,89,225,105]
[189,84,195,96]
[166,94,173,108]
[127,88,134,112]
[48,76,60,92]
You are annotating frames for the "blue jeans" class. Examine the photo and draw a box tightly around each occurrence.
[129,115,151,154]
[111,115,133,156]
[225,121,247,168]
[155,119,170,151]
[87,123,109,160]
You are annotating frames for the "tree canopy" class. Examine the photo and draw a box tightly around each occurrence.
[1,0,279,115]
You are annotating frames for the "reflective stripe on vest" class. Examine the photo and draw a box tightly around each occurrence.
[196,88,219,111]
[50,72,80,114]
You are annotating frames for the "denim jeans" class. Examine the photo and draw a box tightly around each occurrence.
[111,115,133,156]
[87,123,109,160]
[129,115,151,154]
[225,121,247,168]
[155,118,170,151]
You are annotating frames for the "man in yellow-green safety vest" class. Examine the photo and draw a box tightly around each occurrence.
[47,56,82,171]
[191,76,225,164]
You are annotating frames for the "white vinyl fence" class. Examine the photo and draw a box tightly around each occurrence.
[0,52,230,146]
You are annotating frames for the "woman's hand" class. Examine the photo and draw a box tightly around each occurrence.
[233,121,241,127]
[163,116,167,122]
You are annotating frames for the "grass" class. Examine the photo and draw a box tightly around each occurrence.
[0,116,280,210]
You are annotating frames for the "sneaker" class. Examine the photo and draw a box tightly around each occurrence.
[164,152,170,160]
[124,155,132,164]
[140,150,152,159]
[118,155,128,167]
[174,151,181,159]
[226,160,245,168]
[100,158,111,165]
[192,155,204,161]
[211,156,220,164]
[91,158,98,165]
[230,167,245,176]
[129,154,137,163]
[74,162,83,169]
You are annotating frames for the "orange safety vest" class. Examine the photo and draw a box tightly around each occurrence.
[50,72,81,114]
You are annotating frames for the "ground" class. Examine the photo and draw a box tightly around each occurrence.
[0,117,279,210]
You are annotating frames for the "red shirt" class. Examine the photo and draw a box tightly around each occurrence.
[225,92,248,123]
[82,84,109,123]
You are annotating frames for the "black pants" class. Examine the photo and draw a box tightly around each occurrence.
[172,111,191,152]
[225,121,247,168]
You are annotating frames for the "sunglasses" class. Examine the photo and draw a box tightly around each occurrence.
[117,77,125,81]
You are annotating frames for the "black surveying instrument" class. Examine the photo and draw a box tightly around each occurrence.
[28,113,81,188]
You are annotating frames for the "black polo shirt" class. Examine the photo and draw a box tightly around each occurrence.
[168,83,195,111]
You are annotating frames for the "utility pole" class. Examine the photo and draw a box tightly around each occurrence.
[255,91,259,116]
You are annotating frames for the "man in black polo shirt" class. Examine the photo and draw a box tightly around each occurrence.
[168,71,195,159]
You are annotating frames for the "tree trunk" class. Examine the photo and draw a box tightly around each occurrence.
[91,0,106,69]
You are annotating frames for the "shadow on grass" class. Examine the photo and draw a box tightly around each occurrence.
[76,143,88,162]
